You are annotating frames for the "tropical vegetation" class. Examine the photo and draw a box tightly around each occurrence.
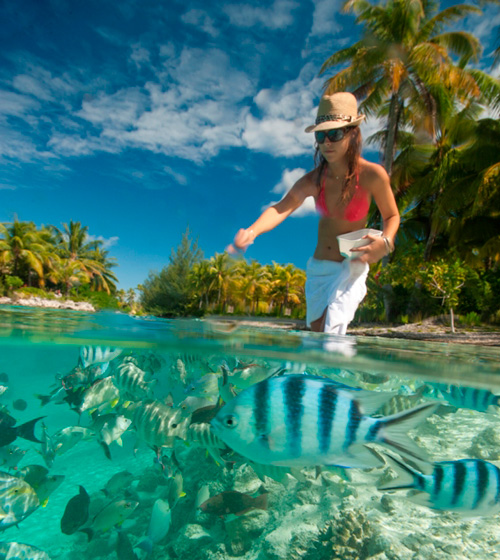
[0,219,121,309]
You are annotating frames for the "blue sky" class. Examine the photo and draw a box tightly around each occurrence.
[1,0,498,291]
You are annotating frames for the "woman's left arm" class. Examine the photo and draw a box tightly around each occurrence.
[352,164,400,264]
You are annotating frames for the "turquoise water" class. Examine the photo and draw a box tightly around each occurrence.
[1,306,500,560]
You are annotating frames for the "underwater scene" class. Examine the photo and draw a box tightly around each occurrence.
[1,307,500,560]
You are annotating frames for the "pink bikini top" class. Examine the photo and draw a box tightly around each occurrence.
[316,169,370,222]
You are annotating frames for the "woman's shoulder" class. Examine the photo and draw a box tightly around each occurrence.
[358,159,389,190]
[292,169,320,195]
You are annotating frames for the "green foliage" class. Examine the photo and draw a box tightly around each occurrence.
[461,311,481,327]
[420,257,467,311]
[139,228,203,317]
[4,276,23,292]
[15,287,56,299]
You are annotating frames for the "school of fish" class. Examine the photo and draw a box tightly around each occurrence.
[0,345,500,558]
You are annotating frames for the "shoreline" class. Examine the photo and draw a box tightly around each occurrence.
[207,315,500,347]
[0,295,95,312]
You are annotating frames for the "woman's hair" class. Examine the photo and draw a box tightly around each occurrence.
[314,126,362,203]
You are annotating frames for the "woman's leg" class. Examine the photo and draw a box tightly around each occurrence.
[310,308,327,332]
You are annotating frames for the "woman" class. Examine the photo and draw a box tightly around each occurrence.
[229,92,400,333]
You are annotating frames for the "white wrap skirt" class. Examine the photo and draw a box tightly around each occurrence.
[305,257,369,334]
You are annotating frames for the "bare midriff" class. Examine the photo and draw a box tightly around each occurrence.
[313,216,368,262]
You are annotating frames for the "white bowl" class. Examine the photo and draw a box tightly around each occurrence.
[337,228,383,259]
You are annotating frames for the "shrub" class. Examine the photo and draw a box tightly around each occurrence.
[4,276,23,292]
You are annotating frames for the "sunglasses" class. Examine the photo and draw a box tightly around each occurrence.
[315,127,353,144]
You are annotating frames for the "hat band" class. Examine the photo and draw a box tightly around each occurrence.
[316,114,355,125]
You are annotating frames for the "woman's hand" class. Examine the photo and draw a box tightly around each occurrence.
[350,234,388,264]
[226,228,255,255]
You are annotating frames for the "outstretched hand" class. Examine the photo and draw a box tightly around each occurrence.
[226,228,255,255]
[350,234,387,264]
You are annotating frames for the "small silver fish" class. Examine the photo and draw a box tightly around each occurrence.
[0,542,51,559]
[184,373,220,399]
[52,426,93,456]
[80,377,120,414]
[380,455,500,516]
[17,464,64,506]
[137,498,171,553]
[212,375,436,469]
[83,499,139,538]
[0,471,40,530]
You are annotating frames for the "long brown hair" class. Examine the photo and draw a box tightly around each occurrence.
[314,126,362,203]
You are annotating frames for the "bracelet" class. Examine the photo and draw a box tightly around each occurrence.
[382,236,394,255]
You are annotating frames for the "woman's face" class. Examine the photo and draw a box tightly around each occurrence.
[317,127,352,164]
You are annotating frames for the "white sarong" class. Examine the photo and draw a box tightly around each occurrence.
[306,257,369,334]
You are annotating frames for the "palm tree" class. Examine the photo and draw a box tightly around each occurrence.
[208,253,231,310]
[51,221,117,293]
[320,0,498,174]
[267,263,306,316]
[232,260,271,313]
[0,219,52,286]
[52,257,90,296]
[190,260,214,310]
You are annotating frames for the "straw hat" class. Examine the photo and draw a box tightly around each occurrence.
[305,92,365,133]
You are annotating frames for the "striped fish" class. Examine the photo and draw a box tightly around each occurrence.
[133,401,190,449]
[185,423,228,464]
[427,382,500,413]
[79,346,123,370]
[211,375,436,469]
[379,455,500,516]
[113,362,154,399]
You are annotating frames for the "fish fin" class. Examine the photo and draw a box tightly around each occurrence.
[79,528,94,542]
[378,453,419,491]
[353,390,398,416]
[325,445,384,469]
[35,394,51,407]
[122,401,132,408]
[116,438,123,447]
[137,538,153,554]
[379,403,438,463]
[110,398,119,408]
[16,416,45,443]
[99,441,112,461]
[253,492,268,511]
[407,492,432,508]
[179,491,186,498]
[41,499,49,507]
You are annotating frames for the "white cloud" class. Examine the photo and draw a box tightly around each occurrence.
[0,90,40,116]
[262,167,317,217]
[223,0,299,29]
[309,0,343,37]
[181,9,219,37]
[87,235,119,249]
[163,166,188,185]
[12,66,81,103]
[130,44,151,70]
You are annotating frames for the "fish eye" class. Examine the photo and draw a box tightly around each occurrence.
[223,415,237,429]
[171,423,178,428]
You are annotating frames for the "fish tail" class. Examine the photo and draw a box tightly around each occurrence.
[378,403,438,463]
[35,394,51,407]
[17,416,45,443]
[137,538,153,554]
[253,492,268,511]
[79,528,94,542]
[378,454,419,491]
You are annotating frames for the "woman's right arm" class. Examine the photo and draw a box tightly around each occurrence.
[231,174,315,252]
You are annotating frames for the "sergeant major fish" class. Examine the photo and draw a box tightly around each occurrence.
[79,345,123,371]
[379,454,500,516]
[211,375,436,469]
[425,382,500,413]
